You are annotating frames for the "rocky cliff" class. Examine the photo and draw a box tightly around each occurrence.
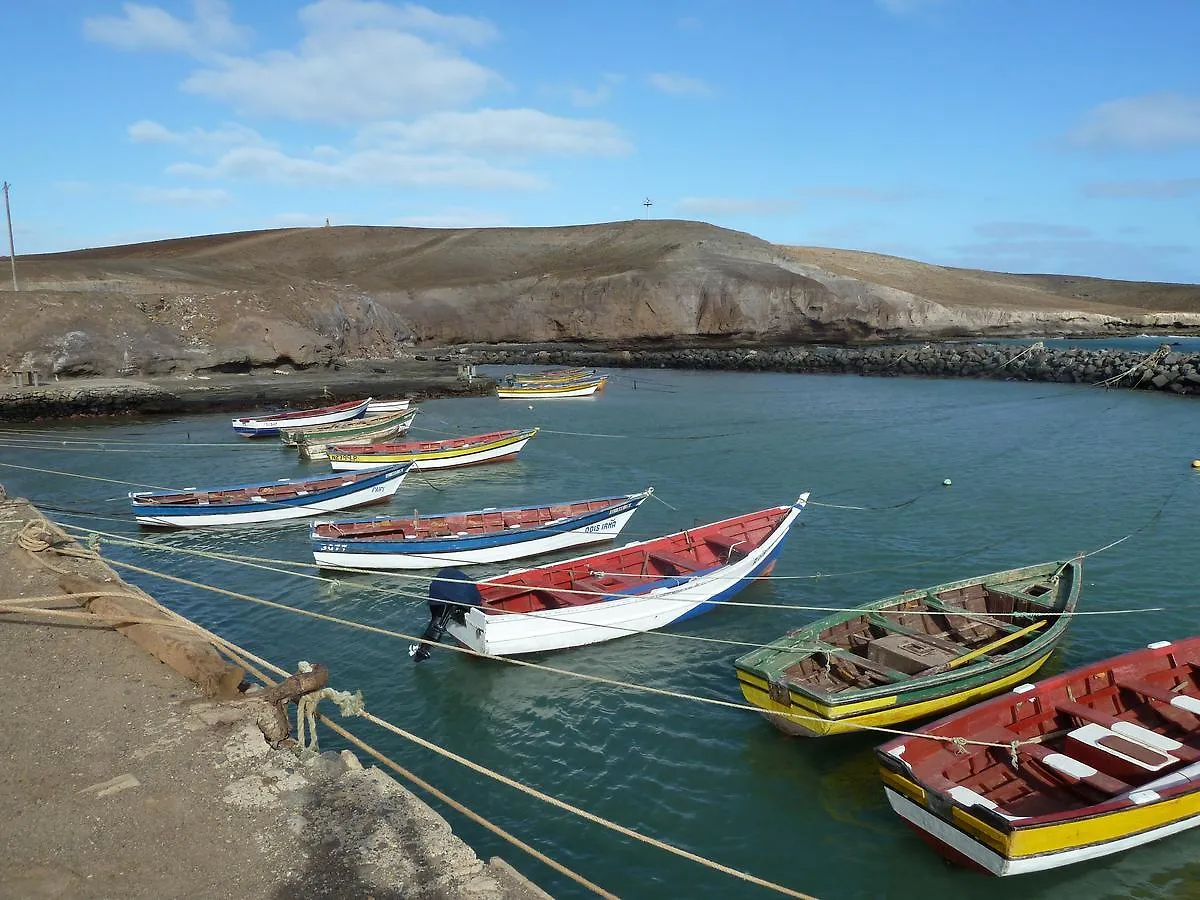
[4,220,1198,377]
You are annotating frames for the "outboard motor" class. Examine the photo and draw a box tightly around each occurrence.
[409,568,483,662]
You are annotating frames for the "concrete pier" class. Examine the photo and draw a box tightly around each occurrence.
[0,488,550,899]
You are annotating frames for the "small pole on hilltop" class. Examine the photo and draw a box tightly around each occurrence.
[2,182,16,291]
[643,197,653,219]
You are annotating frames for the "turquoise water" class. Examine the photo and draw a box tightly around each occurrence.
[2,368,1200,899]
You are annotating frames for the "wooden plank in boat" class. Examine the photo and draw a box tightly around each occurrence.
[647,550,702,573]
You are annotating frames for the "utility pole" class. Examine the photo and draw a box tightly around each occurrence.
[2,182,16,291]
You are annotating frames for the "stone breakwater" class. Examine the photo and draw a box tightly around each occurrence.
[474,343,1200,396]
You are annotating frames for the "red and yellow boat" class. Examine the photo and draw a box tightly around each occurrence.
[876,636,1200,875]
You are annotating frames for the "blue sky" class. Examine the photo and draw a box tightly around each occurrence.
[3,0,1199,281]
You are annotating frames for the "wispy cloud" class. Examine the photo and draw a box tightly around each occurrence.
[360,109,631,157]
[128,119,270,149]
[83,0,248,57]
[676,196,799,216]
[647,72,714,97]
[167,145,547,190]
[568,73,623,108]
[134,186,232,205]
[974,221,1093,239]
[1083,177,1200,199]
[947,237,1193,279]
[1064,93,1200,151]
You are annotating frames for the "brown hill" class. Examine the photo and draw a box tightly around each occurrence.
[4,220,1198,377]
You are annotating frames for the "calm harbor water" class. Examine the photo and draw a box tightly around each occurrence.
[3,367,1200,900]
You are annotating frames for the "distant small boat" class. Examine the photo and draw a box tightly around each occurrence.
[327,428,539,472]
[129,464,409,528]
[735,559,1082,737]
[505,367,595,384]
[232,398,371,438]
[279,410,418,459]
[410,494,809,659]
[496,377,606,399]
[311,488,653,571]
[366,399,412,416]
[877,636,1200,876]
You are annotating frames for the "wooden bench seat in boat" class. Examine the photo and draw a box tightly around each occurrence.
[976,726,1132,796]
[535,588,597,609]
[1114,676,1200,716]
[866,613,962,653]
[924,597,1022,634]
[815,645,908,684]
[704,531,746,558]
[646,550,703,574]
[1063,722,1180,782]
[1055,700,1200,763]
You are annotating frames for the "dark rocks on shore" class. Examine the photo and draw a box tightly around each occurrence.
[471,342,1200,397]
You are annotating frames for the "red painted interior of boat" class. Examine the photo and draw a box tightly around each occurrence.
[471,504,790,614]
[136,468,386,507]
[886,638,1200,824]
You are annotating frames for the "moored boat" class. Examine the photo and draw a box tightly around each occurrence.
[365,399,412,416]
[505,367,596,384]
[735,559,1082,737]
[327,428,539,472]
[311,488,653,571]
[129,464,410,528]
[232,398,371,438]
[279,410,417,459]
[876,636,1200,875]
[496,377,606,399]
[409,493,810,659]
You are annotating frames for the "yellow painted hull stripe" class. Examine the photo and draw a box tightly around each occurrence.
[738,652,1053,736]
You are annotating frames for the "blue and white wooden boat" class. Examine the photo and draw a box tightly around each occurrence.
[231,398,371,438]
[410,493,810,659]
[310,488,653,571]
[129,464,410,528]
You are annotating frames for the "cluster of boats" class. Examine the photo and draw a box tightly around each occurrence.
[128,377,1200,877]
[495,366,608,399]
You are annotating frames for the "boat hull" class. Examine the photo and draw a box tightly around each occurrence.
[738,650,1055,737]
[232,399,370,437]
[365,399,411,415]
[328,433,535,471]
[496,378,605,399]
[444,499,805,656]
[130,466,408,528]
[312,496,646,570]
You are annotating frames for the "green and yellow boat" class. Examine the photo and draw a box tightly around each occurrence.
[734,558,1082,737]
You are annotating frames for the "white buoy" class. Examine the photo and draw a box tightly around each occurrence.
[943,478,952,486]
[528,405,534,410]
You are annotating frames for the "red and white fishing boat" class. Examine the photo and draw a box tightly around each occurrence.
[877,636,1200,875]
[410,494,809,659]
[231,398,370,438]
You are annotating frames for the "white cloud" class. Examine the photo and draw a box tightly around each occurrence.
[182,3,500,123]
[134,186,232,205]
[128,119,270,149]
[647,72,714,97]
[801,186,916,202]
[83,0,248,56]
[167,145,546,190]
[362,109,632,157]
[676,196,799,216]
[1065,93,1200,151]
[974,222,1093,239]
[299,0,498,45]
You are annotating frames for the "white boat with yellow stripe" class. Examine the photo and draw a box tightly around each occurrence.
[327,428,538,472]
[496,376,606,399]
[876,636,1200,875]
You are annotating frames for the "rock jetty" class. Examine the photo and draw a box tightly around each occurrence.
[474,342,1200,397]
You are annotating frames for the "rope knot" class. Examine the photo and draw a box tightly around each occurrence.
[950,736,968,755]
[1010,740,1021,769]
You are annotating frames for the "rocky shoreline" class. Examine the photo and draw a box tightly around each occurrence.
[472,342,1200,397]
[3,341,1200,422]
